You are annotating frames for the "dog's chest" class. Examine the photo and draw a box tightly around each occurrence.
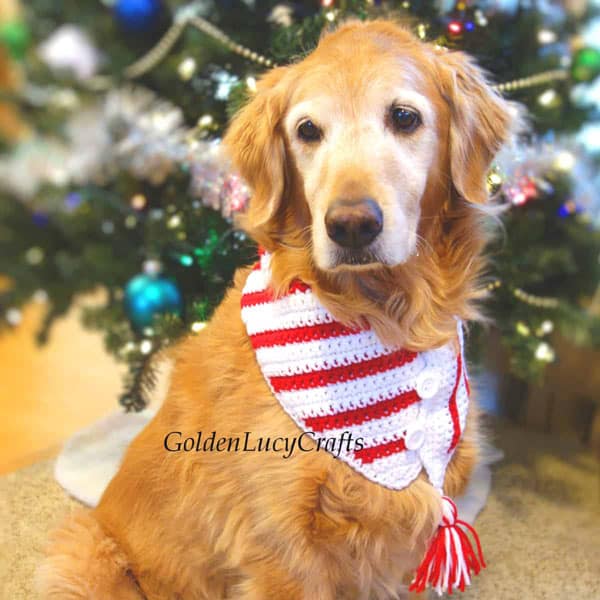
[241,253,470,492]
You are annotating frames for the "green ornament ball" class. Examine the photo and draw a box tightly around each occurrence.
[571,47,600,83]
[0,20,30,60]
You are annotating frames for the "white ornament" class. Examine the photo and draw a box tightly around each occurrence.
[38,25,102,81]
[268,4,294,27]
[143,260,162,276]
[33,289,49,303]
[6,308,22,326]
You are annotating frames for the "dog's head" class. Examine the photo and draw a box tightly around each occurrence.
[224,20,515,273]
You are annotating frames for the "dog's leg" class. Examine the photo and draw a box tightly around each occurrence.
[36,509,145,600]
[229,561,337,600]
[229,569,302,600]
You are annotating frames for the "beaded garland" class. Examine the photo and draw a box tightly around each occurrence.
[241,252,485,595]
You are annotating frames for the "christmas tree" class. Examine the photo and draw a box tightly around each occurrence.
[0,0,28,143]
[1,0,599,409]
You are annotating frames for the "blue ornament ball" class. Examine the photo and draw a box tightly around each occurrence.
[31,210,50,227]
[124,274,182,330]
[114,0,163,33]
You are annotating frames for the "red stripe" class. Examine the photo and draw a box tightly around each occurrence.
[288,280,311,293]
[268,348,417,392]
[447,354,463,453]
[241,287,275,307]
[241,280,311,308]
[303,390,420,432]
[353,437,407,464]
[249,320,363,349]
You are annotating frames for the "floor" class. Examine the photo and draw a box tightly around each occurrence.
[0,294,121,474]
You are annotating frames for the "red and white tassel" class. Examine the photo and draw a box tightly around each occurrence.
[410,496,486,596]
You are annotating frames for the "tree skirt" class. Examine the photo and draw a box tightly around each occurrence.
[54,407,157,507]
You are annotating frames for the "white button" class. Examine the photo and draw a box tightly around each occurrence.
[405,428,425,451]
[416,367,440,399]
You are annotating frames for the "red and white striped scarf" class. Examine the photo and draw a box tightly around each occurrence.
[241,251,469,492]
[241,251,485,595]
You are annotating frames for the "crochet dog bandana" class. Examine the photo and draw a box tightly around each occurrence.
[241,251,485,595]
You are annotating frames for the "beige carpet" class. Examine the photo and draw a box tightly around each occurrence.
[1,421,598,600]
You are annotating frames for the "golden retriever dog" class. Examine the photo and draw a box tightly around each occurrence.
[39,20,514,600]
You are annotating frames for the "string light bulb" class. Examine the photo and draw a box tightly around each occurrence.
[448,21,463,36]
[474,9,488,26]
[177,57,197,81]
[554,151,576,171]
[167,214,182,229]
[198,114,213,128]
[535,342,555,362]
[140,339,153,355]
[25,246,44,265]
[538,88,560,108]
[537,29,557,45]
[536,320,554,336]
[131,193,147,210]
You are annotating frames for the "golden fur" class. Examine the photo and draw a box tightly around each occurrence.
[38,20,513,599]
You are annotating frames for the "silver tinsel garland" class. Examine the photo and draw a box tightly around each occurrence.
[493,135,600,224]
[1,86,598,223]
[0,86,250,219]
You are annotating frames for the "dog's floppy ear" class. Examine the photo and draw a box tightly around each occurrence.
[437,50,515,204]
[223,67,290,229]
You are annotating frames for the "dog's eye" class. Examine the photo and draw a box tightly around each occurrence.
[390,107,421,133]
[297,120,322,143]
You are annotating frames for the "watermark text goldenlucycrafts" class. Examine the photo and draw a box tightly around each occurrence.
[164,431,364,460]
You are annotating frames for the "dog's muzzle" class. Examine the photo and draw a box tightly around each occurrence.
[325,198,383,250]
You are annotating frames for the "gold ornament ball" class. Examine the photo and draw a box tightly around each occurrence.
[486,170,503,195]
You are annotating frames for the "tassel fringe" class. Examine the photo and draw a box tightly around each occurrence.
[410,496,486,596]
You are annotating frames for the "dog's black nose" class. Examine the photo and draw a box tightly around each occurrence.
[325,198,383,249]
